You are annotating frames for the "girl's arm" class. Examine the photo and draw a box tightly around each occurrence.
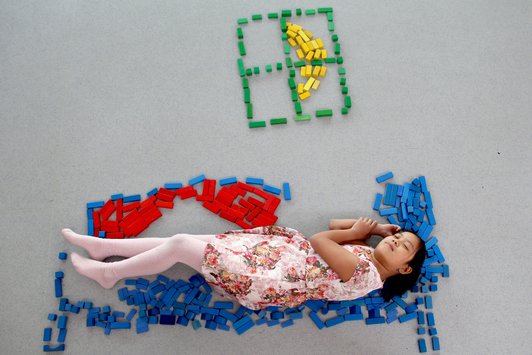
[310,218,378,282]
[329,219,358,230]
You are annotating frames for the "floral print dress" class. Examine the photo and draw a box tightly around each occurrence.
[201,226,383,310]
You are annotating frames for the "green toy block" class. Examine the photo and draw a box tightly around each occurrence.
[337,56,344,64]
[265,64,272,72]
[270,118,288,125]
[342,86,348,95]
[296,8,302,16]
[268,13,279,19]
[284,43,291,55]
[237,59,245,77]
[288,78,296,90]
[244,88,250,103]
[331,34,338,42]
[316,109,333,117]
[294,102,302,114]
[345,96,352,108]
[342,107,349,115]
[237,18,248,25]
[289,69,295,78]
[328,22,335,31]
[311,59,323,66]
[253,66,260,75]
[251,14,262,21]
[318,7,333,13]
[247,103,253,118]
[249,121,266,128]
[340,77,346,86]
[276,62,283,71]
[281,33,288,41]
[294,114,312,121]
[291,90,298,102]
[334,43,341,55]
[294,60,305,67]
[285,57,293,68]
[280,18,287,32]
[281,10,292,17]
[327,12,333,21]
[324,57,336,64]
[246,68,253,76]
[338,67,346,75]
[238,41,246,56]
[305,9,316,16]
[237,28,243,39]
[242,77,249,88]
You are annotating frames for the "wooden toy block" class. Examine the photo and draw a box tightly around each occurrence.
[311,79,320,90]
[304,77,316,91]
[299,91,310,100]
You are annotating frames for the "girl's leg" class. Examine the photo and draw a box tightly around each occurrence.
[62,229,216,260]
[70,234,207,289]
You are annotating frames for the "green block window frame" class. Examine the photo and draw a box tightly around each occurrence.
[236,7,352,128]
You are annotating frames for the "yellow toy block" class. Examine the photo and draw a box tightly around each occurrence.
[305,51,314,61]
[289,24,302,32]
[297,83,304,94]
[299,91,311,100]
[296,36,305,47]
[301,42,310,54]
[321,50,327,59]
[286,22,292,27]
[306,65,313,76]
[300,67,307,77]
[319,66,327,77]
[314,50,321,59]
[309,40,319,50]
[298,30,310,42]
[304,29,313,39]
[312,66,321,77]
[312,79,320,90]
[304,77,316,91]
[288,38,297,47]
[296,49,304,59]
[316,38,324,49]
[286,30,297,38]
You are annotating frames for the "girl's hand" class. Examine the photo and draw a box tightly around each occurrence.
[350,217,378,240]
[373,223,401,237]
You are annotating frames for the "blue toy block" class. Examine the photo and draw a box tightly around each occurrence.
[86,201,105,209]
[379,207,398,216]
[270,311,285,320]
[365,317,385,325]
[418,338,427,353]
[55,271,64,279]
[387,215,399,225]
[426,208,436,225]
[398,312,417,323]
[263,184,281,195]
[57,328,67,342]
[405,303,418,314]
[235,318,255,335]
[217,323,231,331]
[417,326,426,335]
[110,193,123,200]
[164,182,183,190]
[384,184,394,206]
[146,188,158,197]
[54,278,62,298]
[429,284,438,292]
[233,315,253,329]
[123,194,141,203]
[425,236,438,250]
[282,182,291,200]
[432,336,441,351]
[213,301,233,309]
[309,311,324,329]
[281,319,294,328]
[376,171,393,183]
[424,190,433,208]
[219,176,238,186]
[373,193,383,211]
[43,327,52,341]
[417,311,425,325]
[48,313,57,321]
[98,231,106,238]
[427,312,435,326]
[392,296,408,309]
[58,316,67,329]
[57,252,67,260]
[43,344,65,352]
[88,219,94,236]
[424,296,433,309]
[255,317,268,325]
[429,327,438,336]
[419,176,427,192]
[188,174,206,186]
[324,316,345,327]
[267,319,280,327]
[245,177,264,185]
[192,319,202,330]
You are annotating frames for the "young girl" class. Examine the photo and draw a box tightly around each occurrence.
[61,217,426,310]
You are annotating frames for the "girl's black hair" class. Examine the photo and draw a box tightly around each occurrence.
[380,234,426,301]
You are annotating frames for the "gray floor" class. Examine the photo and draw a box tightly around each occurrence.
[1,1,531,354]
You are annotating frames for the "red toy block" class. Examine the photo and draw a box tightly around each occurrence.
[100,200,116,220]
[237,198,254,210]
[155,200,174,209]
[92,211,101,229]
[264,197,281,213]
[196,179,216,202]
[247,197,265,208]
[176,186,197,200]
[156,189,176,202]
[116,199,123,221]
[121,209,141,225]
[236,182,254,192]
[94,227,100,237]
[139,195,156,210]
[236,219,253,229]
[122,202,140,212]
[141,207,162,225]
[251,187,271,199]
[246,207,262,222]
[219,210,238,223]
[101,220,120,233]
[202,201,221,214]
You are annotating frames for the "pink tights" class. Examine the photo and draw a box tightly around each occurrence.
[61,228,215,289]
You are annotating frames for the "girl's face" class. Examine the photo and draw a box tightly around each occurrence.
[374,232,422,274]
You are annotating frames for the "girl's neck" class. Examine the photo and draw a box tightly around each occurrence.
[370,251,393,282]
